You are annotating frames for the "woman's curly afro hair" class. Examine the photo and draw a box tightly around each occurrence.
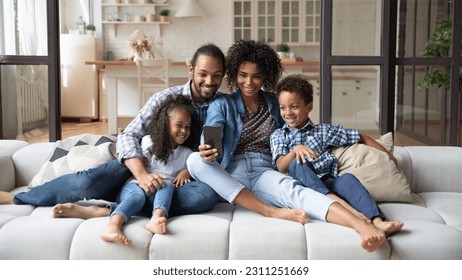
[225,40,283,92]
[147,94,201,164]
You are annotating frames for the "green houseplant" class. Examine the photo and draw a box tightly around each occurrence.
[276,43,290,53]
[159,9,170,22]
[276,43,290,58]
[419,19,461,93]
[86,24,96,31]
[86,24,96,36]
[419,12,462,144]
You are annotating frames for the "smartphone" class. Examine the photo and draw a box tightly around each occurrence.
[203,125,223,158]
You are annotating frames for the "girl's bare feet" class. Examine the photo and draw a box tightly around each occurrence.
[53,203,110,219]
[270,207,308,224]
[145,216,168,234]
[0,191,14,204]
[100,223,131,245]
[373,218,404,236]
[145,208,168,234]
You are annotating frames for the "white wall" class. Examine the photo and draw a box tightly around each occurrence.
[61,0,234,61]
[60,0,319,62]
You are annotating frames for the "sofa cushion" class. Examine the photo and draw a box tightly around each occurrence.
[28,134,117,187]
[332,133,412,202]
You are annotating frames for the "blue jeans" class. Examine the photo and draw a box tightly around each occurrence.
[187,152,335,221]
[288,159,385,220]
[13,159,218,216]
[110,181,174,221]
[14,159,131,205]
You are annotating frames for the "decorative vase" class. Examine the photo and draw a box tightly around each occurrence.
[133,53,140,62]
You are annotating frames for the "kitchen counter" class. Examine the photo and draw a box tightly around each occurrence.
[86,60,188,67]
[87,60,320,134]
[87,60,191,134]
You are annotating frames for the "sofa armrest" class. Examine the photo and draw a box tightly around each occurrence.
[0,140,29,191]
[395,146,462,193]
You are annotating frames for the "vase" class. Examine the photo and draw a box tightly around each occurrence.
[133,53,140,62]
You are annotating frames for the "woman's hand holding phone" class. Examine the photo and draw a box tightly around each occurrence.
[201,125,223,162]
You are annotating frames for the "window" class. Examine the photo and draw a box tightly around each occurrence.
[233,0,321,45]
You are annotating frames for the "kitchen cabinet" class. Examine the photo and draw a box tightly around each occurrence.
[101,1,170,36]
[233,0,320,45]
[331,67,379,130]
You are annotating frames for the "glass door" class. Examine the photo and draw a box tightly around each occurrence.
[0,0,61,142]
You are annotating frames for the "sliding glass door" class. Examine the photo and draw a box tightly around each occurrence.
[0,0,61,142]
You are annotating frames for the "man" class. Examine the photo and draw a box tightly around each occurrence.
[0,43,226,218]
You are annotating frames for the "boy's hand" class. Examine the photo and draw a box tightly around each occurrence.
[199,144,219,162]
[293,145,319,163]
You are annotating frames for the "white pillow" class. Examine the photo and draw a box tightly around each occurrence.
[331,132,412,202]
[29,134,117,187]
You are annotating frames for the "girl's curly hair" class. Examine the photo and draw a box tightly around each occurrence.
[147,95,201,164]
[225,40,283,92]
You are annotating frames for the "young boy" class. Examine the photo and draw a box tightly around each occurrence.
[270,74,403,236]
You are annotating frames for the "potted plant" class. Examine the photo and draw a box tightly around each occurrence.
[419,16,462,143]
[86,24,96,36]
[276,43,290,58]
[159,9,170,22]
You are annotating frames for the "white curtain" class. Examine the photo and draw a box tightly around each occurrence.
[17,0,47,56]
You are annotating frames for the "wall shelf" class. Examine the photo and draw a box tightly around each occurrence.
[102,21,169,25]
[101,4,169,8]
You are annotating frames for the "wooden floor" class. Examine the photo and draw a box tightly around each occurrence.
[16,121,110,144]
[16,120,427,147]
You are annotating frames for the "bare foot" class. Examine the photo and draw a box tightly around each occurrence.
[145,216,168,234]
[328,193,368,221]
[355,220,386,252]
[271,208,308,224]
[53,203,110,219]
[373,218,404,236]
[0,191,14,204]
[100,223,131,245]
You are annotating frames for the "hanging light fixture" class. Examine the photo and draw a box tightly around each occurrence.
[174,0,206,18]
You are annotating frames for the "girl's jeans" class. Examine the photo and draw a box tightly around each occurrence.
[187,152,335,221]
[110,180,174,221]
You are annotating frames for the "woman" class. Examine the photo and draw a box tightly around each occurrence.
[187,40,387,252]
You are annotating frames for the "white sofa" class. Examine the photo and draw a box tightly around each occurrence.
[1,139,462,260]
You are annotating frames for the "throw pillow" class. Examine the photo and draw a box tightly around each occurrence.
[331,132,412,202]
[28,134,117,187]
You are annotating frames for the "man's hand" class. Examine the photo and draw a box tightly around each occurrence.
[137,172,167,194]
[198,144,219,162]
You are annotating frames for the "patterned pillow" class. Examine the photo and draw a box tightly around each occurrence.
[29,134,117,187]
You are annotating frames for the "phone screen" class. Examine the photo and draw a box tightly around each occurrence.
[203,125,223,158]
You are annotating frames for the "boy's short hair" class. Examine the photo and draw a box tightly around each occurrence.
[276,74,314,104]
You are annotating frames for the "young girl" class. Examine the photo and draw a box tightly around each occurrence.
[100,94,202,245]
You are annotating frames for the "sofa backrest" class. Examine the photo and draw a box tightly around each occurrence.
[12,142,54,188]
[0,140,29,191]
[394,146,462,194]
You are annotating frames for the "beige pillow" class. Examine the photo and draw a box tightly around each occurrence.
[29,134,117,187]
[331,132,412,202]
